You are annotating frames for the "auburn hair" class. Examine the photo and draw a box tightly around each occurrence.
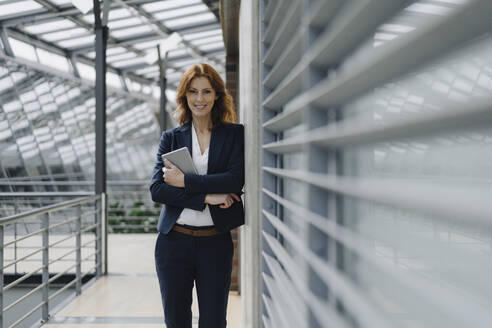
[173,63,237,128]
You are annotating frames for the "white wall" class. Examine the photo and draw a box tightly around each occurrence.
[238,0,261,327]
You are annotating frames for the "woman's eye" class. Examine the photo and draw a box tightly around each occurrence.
[189,90,197,94]
[204,90,211,94]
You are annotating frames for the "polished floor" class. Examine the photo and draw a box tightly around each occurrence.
[42,234,242,327]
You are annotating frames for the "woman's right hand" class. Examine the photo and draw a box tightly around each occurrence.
[205,193,241,209]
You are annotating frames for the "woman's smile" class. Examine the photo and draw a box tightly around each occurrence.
[186,77,217,119]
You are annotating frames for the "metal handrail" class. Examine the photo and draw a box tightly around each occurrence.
[48,278,77,301]
[9,302,45,328]
[0,181,148,186]
[0,192,95,198]
[0,196,99,226]
[3,228,45,247]
[48,216,81,231]
[2,248,43,270]
[0,194,105,328]
[3,266,43,292]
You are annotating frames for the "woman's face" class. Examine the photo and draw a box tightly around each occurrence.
[186,77,217,120]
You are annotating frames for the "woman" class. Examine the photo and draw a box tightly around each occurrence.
[150,63,244,328]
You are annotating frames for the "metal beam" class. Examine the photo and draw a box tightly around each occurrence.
[201,0,220,20]
[113,0,222,67]
[0,0,208,27]
[107,9,211,33]
[8,27,69,57]
[0,51,158,105]
[6,27,155,85]
[24,0,96,37]
[69,54,80,77]
[120,48,225,72]
[7,0,150,75]
[157,45,167,132]
[72,33,160,54]
[0,4,81,27]
[94,0,107,198]
[70,22,220,54]
[0,25,14,56]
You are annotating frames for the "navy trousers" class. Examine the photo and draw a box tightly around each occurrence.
[154,226,234,328]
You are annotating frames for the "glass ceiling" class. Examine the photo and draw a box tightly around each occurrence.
[0,0,225,93]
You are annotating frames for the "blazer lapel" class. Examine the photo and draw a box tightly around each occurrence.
[208,124,226,174]
[176,122,192,155]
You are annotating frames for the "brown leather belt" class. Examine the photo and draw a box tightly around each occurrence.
[172,225,220,237]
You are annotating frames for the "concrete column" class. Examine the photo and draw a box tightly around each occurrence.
[226,54,239,114]
[239,0,261,327]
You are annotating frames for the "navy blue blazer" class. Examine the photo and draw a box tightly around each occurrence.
[150,122,245,234]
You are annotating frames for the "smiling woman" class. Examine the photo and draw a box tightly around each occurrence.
[186,77,217,120]
[150,63,244,328]
[173,63,236,128]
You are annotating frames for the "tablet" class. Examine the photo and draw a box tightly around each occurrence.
[161,147,198,174]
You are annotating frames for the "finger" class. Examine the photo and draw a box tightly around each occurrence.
[221,199,231,208]
[164,159,175,168]
[231,194,241,202]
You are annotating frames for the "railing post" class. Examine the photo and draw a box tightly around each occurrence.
[14,199,18,275]
[14,222,17,275]
[76,205,82,296]
[0,225,4,328]
[41,213,50,324]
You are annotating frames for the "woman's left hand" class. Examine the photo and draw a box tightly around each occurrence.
[162,159,185,188]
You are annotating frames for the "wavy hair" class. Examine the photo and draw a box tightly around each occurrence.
[173,63,236,128]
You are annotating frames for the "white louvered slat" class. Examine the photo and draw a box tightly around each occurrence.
[262,210,395,328]
[263,0,278,24]
[262,188,492,325]
[263,97,492,149]
[262,273,304,328]
[259,0,492,327]
[263,2,301,67]
[262,0,291,44]
[262,238,350,328]
[262,0,409,112]
[262,167,492,229]
[283,0,492,120]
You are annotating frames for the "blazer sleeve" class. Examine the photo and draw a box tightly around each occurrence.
[184,125,244,194]
[149,131,206,211]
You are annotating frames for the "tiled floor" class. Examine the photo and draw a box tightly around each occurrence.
[42,234,242,327]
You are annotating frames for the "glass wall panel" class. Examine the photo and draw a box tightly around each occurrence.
[0,58,160,192]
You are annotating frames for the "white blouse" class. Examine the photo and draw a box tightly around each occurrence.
[176,123,214,227]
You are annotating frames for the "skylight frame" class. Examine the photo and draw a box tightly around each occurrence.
[1,0,225,85]
[163,12,217,30]
[0,0,44,19]
[141,0,202,13]
[151,4,209,21]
